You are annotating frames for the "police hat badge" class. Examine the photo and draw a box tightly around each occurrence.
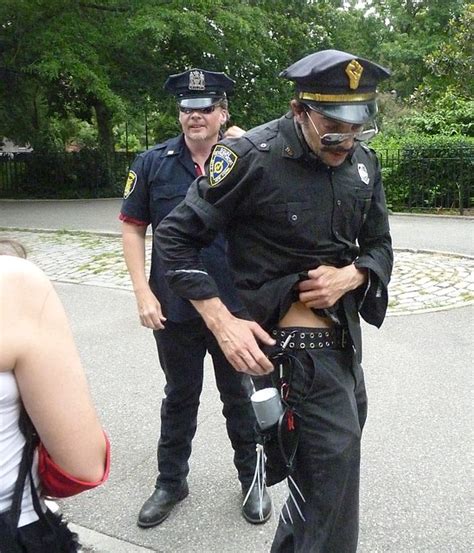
[164,68,235,110]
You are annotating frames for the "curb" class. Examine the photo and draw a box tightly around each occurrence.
[2,226,472,259]
[390,212,474,220]
[69,523,156,553]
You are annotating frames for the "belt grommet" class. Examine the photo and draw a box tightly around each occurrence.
[280,331,285,337]
[310,343,315,348]
[318,342,323,348]
[310,333,315,338]
[318,332,322,338]
[325,331,330,337]
[289,342,295,348]
[300,342,305,348]
[300,333,305,339]
[326,341,330,347]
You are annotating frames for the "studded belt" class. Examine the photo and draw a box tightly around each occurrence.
[271,326,349,350]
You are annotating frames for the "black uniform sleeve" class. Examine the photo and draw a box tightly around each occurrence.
[155,139,254,301]
[120,154,151,224]
[354,155,393,327]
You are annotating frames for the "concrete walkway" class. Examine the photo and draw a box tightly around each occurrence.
[0,201,473,552]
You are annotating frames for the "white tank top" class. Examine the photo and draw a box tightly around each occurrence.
[0,371,42,527]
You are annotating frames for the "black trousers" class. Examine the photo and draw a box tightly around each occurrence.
[153,318,257,491]
[270,346,367,553]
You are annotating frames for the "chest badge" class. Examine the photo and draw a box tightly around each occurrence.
[209,145,238,187]
[123,170,137,199]
[357,163,370,185]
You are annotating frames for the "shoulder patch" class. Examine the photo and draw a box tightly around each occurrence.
[123,170,137,199]
[209,145,238,187]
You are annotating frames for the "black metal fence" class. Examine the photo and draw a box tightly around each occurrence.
[0,150,135,199]
[0,147,473,212]
[377,146,473,214]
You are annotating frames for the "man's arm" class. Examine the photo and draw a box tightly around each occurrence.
[155,176,275,375]
[191,297,274,375]
[122,221,166,330]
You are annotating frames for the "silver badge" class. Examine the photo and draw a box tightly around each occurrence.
[189,70,205,91]
[358,163,370,185]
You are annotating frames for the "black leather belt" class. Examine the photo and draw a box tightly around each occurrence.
[271,326,349,350]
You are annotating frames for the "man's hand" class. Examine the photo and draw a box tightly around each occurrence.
[223,125,246,139]
[192,298,275,376]
[135,287,166,330]
[298,265,367,309]
[214,316,276,376]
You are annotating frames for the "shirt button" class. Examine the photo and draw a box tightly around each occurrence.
[336,199,342,206]
[291,214,298,221]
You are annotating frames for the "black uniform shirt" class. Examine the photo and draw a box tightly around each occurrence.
[155,114,393,354]
[120,134,242,322]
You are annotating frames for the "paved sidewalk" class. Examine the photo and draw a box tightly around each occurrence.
[0,205,473,552]
[0,228,473,315]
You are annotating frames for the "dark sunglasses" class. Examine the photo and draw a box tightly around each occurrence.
[179,105,217,115]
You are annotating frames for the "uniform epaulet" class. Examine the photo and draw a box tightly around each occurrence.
[360,142,377,156]
[244,121,278,152]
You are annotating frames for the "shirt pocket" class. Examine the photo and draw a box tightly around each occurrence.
[352,188,373,233]
[151,183,190,222]
[260,201,315,247]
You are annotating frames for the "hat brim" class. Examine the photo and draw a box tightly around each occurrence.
[178,96,224,109]
[304,101,378,125]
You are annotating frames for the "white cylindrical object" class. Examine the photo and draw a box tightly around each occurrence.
[251,387,284,430]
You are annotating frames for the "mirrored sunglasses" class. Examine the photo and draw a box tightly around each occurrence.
[179,105,217,115]
[307,106,378,145]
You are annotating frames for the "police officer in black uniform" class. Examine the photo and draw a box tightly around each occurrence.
[155,51,393,552]
[120,68,271,528]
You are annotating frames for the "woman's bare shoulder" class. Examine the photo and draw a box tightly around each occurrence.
[0,255,49,281]
[0,255,53,304]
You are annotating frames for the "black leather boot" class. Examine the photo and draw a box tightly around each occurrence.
[137,482,189,528]
[242,483,272,524]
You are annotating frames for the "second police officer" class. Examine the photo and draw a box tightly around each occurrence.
[120,69,271,528]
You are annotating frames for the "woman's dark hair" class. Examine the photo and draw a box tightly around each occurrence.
[0,238,27,258]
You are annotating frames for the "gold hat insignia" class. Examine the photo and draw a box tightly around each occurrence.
[345,60,363,90]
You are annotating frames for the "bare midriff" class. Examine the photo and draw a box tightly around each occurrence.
[277,301,333,328]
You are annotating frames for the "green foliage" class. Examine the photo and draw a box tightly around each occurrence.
[0,0,472,157]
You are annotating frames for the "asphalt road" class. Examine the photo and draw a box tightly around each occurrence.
[1,199,473,255]
[55,283,472,553]
[1,200,473,551]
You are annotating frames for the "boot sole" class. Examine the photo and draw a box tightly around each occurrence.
[242,507,272,525]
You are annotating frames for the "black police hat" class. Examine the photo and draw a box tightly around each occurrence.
[164,68,235,109]
[280,49,391,124]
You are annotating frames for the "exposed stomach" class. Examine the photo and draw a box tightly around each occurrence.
[278,301,333,328]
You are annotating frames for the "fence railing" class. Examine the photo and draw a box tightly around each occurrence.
[376,146,473,214]
[0,147,473,213]
[0,150,135,199]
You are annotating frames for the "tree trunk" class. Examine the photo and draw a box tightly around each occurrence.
[93,100,114,155]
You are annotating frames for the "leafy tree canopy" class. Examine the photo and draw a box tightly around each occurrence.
[0,0,471,150]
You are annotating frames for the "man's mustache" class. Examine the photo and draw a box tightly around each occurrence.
[321,146,353,154]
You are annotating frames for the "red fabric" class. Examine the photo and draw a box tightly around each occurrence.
[119,212,148,226]
[38,433,111,498]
